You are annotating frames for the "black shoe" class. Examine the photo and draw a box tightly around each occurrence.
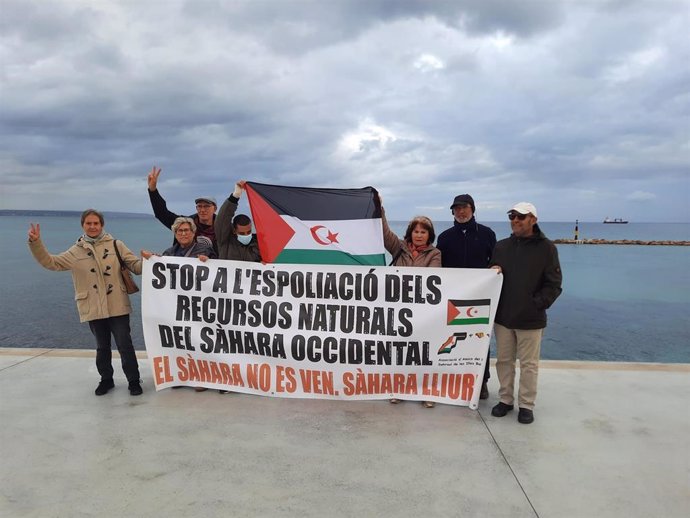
[128,380,143,396]
[491,402,514,417]
[480,383,489,400]
[95,379,114,396]
[518,408,534,424]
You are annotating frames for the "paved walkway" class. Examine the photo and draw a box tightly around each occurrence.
[1,349,688,518]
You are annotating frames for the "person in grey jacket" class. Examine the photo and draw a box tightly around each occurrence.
[214,180,261,262]
[141,217,216,261]
[28,209,143,397]
[141,216,216,392]
[489,202,562,424]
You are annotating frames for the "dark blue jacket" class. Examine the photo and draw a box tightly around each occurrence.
[437,217,496,268]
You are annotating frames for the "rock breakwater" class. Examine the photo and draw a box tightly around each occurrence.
[553,239,690,246]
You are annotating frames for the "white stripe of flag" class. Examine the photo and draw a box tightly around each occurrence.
[282,216,384,255]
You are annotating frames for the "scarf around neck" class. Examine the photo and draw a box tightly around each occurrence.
[82,232,105,245]
[407,241,428,258]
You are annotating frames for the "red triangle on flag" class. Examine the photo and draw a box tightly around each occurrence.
[447,300,460,325]
[246,184,295,263]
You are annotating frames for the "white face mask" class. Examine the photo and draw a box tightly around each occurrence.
[237,234,252,246]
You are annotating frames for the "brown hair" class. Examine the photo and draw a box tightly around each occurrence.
[403,216,435,245]
[80,209,104,226]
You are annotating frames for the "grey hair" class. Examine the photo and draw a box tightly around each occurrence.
[171,217,197,234]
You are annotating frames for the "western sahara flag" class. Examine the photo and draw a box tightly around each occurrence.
[245,182,386,265]
[447,299,491,325]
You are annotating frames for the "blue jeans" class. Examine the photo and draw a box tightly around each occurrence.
[88,314,140,383]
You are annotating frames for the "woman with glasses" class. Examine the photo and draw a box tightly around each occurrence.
[141,217,216,261]
[141,217,216,392]
[28,209,144,397]
[377,194,442,408]
[147,166,218,252]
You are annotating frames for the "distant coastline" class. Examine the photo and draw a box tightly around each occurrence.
[0,209,153,219]
[2,210,688,225]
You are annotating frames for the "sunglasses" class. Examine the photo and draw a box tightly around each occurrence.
[508,213,528,221]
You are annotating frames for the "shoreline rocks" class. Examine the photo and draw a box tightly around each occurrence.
[553,239,690,246]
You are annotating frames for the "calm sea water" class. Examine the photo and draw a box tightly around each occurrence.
[3,215,689,363]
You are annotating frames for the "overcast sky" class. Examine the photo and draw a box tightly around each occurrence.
[1,0,688,222]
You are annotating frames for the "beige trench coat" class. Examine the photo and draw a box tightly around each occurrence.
[29,233,142,323]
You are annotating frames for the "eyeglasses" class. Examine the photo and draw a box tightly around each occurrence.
[175,228,193,234]
[508,213,528,221]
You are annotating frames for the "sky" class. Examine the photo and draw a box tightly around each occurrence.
[1,0,688,222]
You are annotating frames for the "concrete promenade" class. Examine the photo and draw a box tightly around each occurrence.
[1,348,688,518]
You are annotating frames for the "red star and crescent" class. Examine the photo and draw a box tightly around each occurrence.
[310,225,339,246]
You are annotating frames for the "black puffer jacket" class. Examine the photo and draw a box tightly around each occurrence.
[490,224,562,329]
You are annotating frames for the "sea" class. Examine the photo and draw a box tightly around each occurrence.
[2,213,689,363]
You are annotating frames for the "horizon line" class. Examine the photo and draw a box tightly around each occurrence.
[2,209,689,224]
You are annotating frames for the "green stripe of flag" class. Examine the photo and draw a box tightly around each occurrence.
[449,317,490,325]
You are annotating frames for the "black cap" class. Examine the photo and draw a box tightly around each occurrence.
[450,194,475,213]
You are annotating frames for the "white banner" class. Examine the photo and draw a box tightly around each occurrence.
[142,258,502,408]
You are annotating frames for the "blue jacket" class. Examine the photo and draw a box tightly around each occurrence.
[437,217,496,268]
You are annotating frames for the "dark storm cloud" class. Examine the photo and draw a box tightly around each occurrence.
[180,0,564,56]
[1,0,688,221]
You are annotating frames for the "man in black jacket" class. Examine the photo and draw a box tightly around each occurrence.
[437,194,496,400]
[147,166,217,251]
[489,202,562,424]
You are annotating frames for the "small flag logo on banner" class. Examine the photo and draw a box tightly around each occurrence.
[447,299,491,325]
[438,332,468,354]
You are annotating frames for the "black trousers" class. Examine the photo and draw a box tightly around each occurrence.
[483,352,490,384]
[88,315,140,383]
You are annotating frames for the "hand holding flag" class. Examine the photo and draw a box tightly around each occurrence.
[245,182,386,265]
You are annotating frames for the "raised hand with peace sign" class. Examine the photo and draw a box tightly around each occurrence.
[28,223,41,242]
[147,166,162,191]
